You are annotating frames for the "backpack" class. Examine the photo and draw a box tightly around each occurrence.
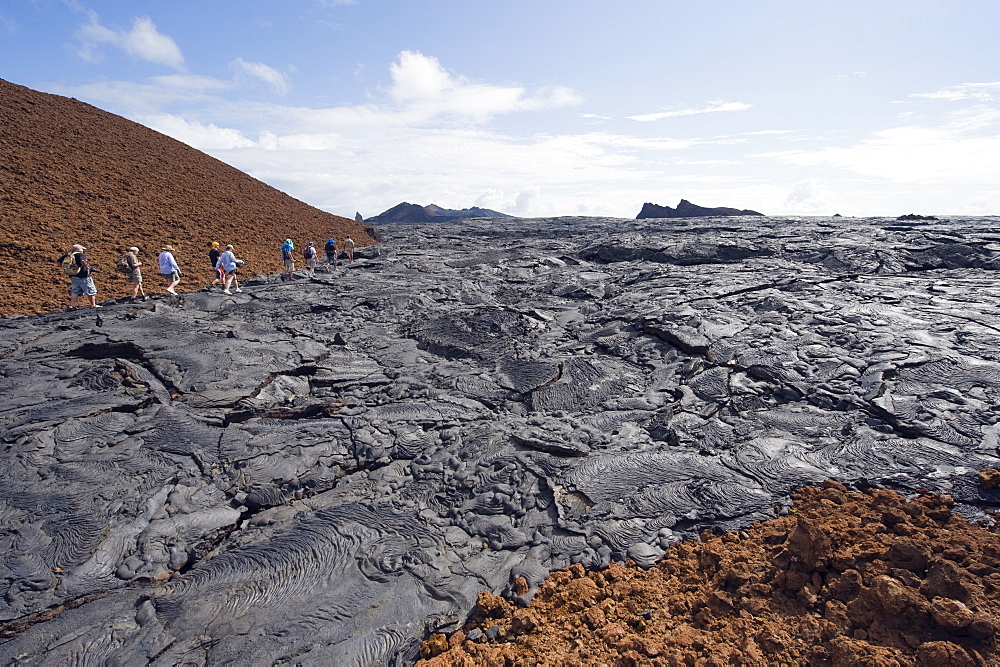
[61,254,81,277]
[116,254,133,274]
[304,247,315,259]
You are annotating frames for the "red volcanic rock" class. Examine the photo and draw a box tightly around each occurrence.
[0,78,374,317]
[420,483,1000,666]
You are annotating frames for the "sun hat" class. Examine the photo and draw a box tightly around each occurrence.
[71,244,86,252]
[308,241,314,245]
[129,246,139,253]
[327,238,334,243]
[211,241,220,247]
[162,245,174,251]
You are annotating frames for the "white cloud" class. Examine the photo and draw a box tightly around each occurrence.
[230,57,291,95]
[627,101,752,122]
[760,106,1000,185]
[908,82,1000,103]
[76,13,185,70]
[786,179,830,212]
[143,114,256,149]
[385,50,581,123]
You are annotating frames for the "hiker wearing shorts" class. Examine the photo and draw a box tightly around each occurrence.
[60,243,102,309]
[344,235,355,263]
[281,239,295,278]
[159,245,181,294]
[125,246,144,300]
[216,244,243,294]
[304,242,317,277]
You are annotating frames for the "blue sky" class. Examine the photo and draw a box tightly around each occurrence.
[2,0,999,218]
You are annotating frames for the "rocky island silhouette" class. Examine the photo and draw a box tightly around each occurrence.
[1,79,1000,665]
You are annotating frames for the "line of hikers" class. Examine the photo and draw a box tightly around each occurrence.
[281,235,355,279]
[59,235,356,308]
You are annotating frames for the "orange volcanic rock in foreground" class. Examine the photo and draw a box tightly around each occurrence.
[0,78,374,317]
[420,482,1000,666]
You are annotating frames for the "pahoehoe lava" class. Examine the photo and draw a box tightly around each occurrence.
[1,215,999,664]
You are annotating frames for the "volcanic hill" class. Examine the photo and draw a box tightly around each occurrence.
[637,199,764,219]
[365,201,513,225]
[0,77,374,317]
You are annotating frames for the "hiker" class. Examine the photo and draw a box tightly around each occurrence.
[344,234,355,263]
[281,238,295,278]
[123,246,144,300]
[159,245,181,294]
[59,243,102,309]
[209,241,224,287]
[324,238,338,271]
[216,244,243,294]
[304,241,317,277]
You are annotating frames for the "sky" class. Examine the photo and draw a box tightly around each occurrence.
[2,0,1000,219]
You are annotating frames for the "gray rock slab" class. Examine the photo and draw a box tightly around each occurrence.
[2,215,1000,664]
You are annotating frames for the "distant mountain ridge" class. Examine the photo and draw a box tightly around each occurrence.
[365,202,513,224]
[637,199,764,219]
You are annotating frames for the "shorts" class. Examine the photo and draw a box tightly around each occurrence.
[326,253,337,264]
[284,258,295,272]
[162,271,180,283]
[70,276,97,296]
[215,267,224,280]
[306,258,317,269]
[131,268,142,284]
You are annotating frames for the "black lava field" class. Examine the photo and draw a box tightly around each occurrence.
[2,215,999,664]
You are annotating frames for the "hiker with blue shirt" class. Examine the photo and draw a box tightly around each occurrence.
[158,245,181,295]
[281,238,295,279]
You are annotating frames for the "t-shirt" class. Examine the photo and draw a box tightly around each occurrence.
[74,252,91,278]
[209,248,220,267]
[325,240,337,254]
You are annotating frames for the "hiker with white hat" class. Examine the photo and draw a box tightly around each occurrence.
[158,245,181,295]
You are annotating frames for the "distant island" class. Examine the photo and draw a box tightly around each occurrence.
[636,199,764,219]
[365,202,514,225]
[897,213,939,221]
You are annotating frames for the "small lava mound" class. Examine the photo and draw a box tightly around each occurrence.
[420,481,1000,666]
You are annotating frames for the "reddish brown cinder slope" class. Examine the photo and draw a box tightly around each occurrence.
[0,78,374,317]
